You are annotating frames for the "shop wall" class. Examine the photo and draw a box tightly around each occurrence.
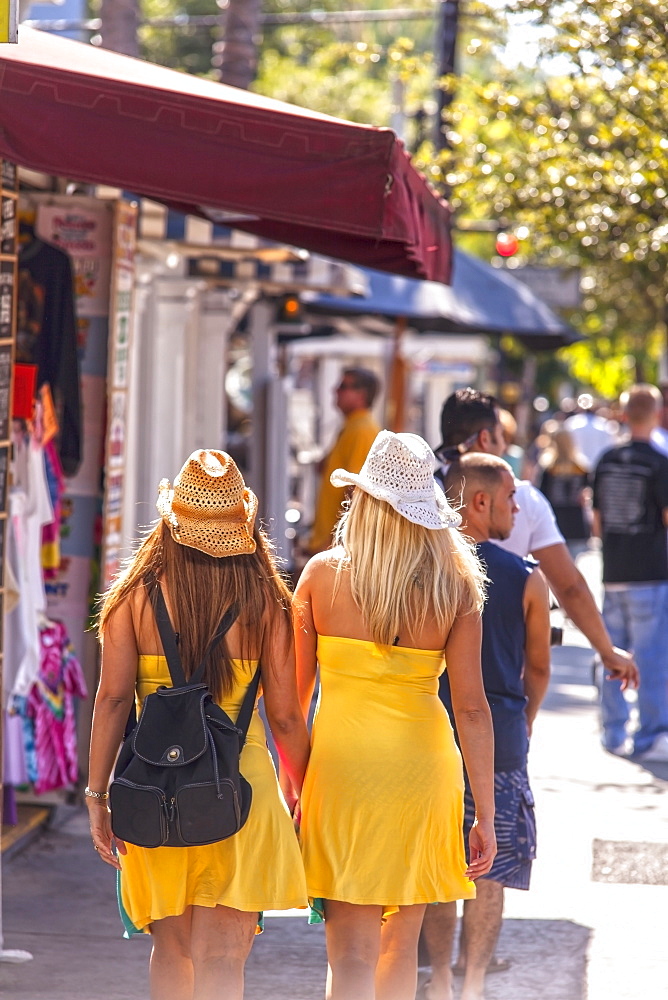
[122,265,237,548]
[32,196,114,772]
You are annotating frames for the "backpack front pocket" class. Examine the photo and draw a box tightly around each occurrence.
[174,780,244,846]
[110,779,169,848]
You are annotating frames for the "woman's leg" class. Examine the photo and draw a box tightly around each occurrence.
[150,908,194,1000]
[324,901,383,1000]
[376,904,427,1000]
[190,904,257,1000]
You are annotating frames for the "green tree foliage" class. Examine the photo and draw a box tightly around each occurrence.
[414,0,668,399]
[139,0,221,76]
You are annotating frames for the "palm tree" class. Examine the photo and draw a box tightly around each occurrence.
[100,0,140,58]
[213,0,262,90]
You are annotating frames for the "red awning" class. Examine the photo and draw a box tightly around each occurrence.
[0,28,452,283]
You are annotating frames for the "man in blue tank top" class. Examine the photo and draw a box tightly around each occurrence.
[422,453,551,1000]
[433,387,638,692]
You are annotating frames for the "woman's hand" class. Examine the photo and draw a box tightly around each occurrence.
[292,800,302,835]
[465,817,497,880]
[282,783,298,817]
[87,800,126,871]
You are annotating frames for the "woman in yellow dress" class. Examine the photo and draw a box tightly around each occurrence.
[293,430,496,1000]
[86,450,309,1000]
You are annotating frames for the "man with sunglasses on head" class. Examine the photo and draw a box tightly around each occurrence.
[308,367,381,554]
[433,387,638,691]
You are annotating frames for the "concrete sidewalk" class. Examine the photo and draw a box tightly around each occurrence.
[2,556,667,998]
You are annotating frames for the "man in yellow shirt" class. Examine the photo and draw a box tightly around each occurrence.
[308,367,381,553]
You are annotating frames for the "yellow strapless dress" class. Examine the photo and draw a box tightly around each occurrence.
[300,636,475,914]
[118,656,307,932]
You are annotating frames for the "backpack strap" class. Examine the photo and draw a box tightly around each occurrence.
[153,584,188,687]
[234,666,261,741]
[152,582,241,688]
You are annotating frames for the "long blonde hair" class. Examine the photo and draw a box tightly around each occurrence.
[333,490,486,646]
[98,520,292,699]
[540,427,589,475]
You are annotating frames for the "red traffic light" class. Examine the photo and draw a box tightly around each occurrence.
[495,232,519,257]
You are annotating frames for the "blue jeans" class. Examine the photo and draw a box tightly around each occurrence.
[601,583,668,753]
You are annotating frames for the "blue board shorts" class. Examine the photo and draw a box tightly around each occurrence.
[463,767,536,891]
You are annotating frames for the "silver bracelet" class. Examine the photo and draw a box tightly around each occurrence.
[84,786,109,801]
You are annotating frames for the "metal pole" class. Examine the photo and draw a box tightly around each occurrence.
[248,297,275,507]
[434,0,460,150]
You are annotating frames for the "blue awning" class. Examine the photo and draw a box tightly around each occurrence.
[304,249,581,349]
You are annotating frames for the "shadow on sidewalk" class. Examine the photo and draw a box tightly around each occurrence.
[417,917,589,1000]
[244,917,327,999]
[2,811,590,1000]
[478,917,590,1000]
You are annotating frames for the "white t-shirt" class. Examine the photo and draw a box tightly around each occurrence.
[493,480,564,558]
[564,412,617,468]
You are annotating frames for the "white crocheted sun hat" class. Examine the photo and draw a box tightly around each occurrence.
[330,429,462,531]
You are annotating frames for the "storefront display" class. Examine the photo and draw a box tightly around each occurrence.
[1,192,135,814]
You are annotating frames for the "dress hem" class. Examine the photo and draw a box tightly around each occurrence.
[306,889,475,907]
[124,897,308,935]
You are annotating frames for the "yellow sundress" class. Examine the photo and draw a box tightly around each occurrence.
[300,635,475,918]
[118,656,307,932]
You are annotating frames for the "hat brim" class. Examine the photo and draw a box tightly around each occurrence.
[330,468,461,530]
[157,480,258,557]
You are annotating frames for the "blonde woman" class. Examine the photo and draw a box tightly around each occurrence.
[86,450,309,1000]
[538,426,591,557]
[293,431,496,1000]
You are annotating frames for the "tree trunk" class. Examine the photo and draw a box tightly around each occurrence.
[213,0,262,90]
[99,0,140,58]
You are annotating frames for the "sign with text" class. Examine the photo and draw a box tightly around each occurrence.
[38,203,113,318]
[0,259,15,341]
[101,200,137,591]
[0,157,17,733]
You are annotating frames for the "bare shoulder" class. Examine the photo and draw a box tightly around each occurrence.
[298,547,345,588]
[103,592,135,637]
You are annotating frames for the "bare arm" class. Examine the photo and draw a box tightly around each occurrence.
[522,568,551,736]
[292,562,319,719]
[272,561,320,811]
[87,599,138,868]
[591,509,601,538]
[261,608,311,803]
[446,611,497,878]
[534,541,639,689]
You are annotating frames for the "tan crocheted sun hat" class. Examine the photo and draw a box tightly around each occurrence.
[156,450,258,558]
[331,429,461,530]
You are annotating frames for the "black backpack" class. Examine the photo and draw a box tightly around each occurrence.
[109,583,260,849]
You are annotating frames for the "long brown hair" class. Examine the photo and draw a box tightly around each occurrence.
[98,520,292,699]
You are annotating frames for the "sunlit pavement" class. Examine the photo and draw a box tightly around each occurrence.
[2,545,667,999]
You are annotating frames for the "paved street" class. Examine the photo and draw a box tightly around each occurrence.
[2,549,667,1000]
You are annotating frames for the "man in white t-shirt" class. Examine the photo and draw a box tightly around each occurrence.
[434,388,638,688]
[564,394,618,468]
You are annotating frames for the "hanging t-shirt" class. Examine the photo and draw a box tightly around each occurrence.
[593,440,668,583]
[18,239,81,476]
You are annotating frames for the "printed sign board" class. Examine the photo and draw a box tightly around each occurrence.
[0,0,18,44]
